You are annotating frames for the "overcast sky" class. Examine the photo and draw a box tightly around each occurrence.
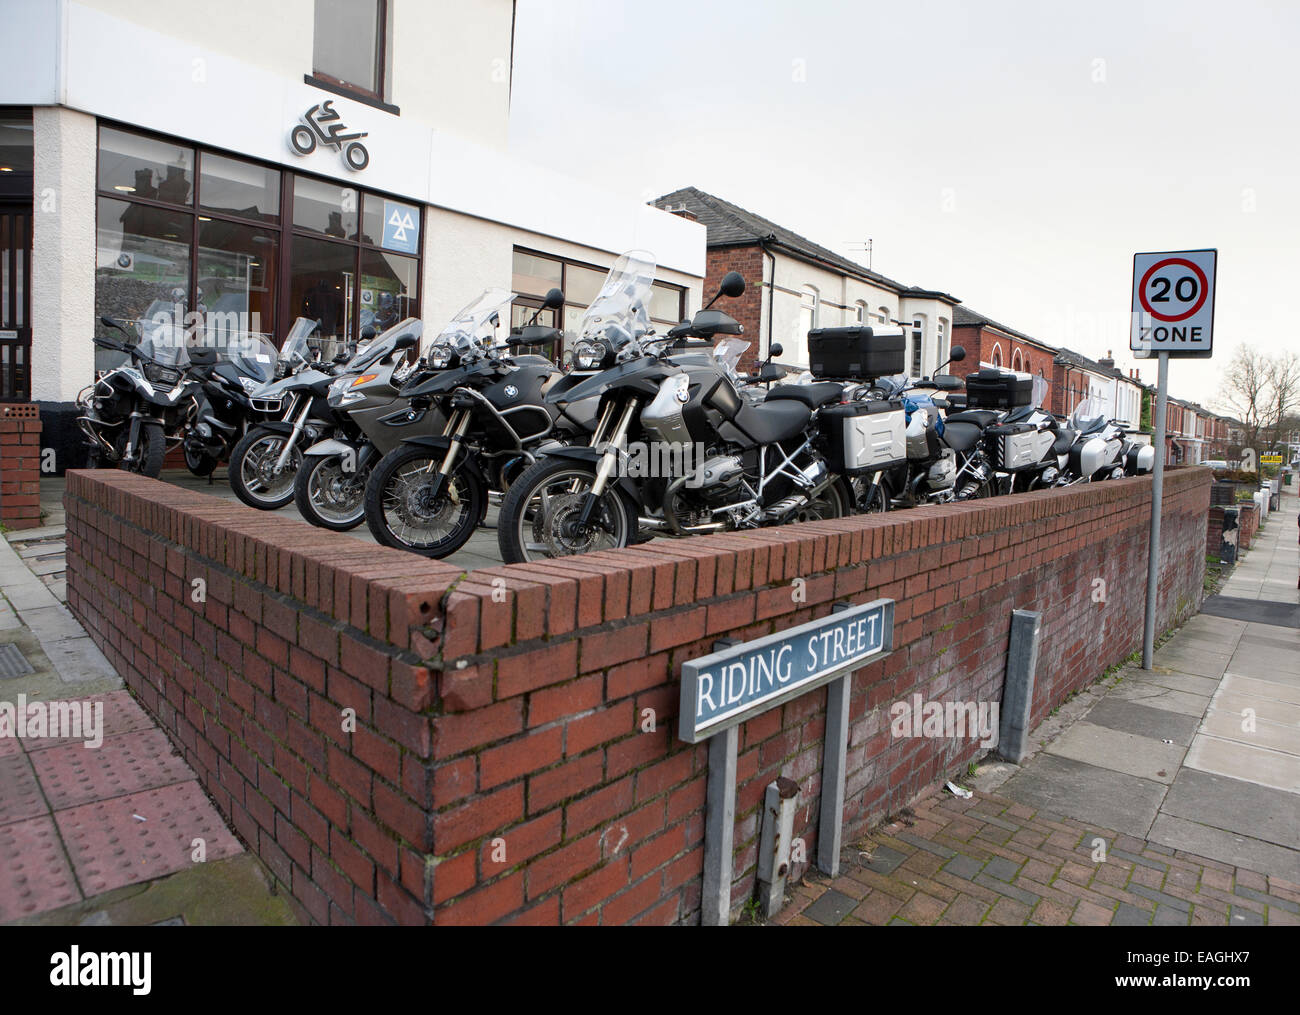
[509,0,1299,410]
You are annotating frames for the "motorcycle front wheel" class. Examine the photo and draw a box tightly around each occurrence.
[364,446,485,558]
[229,427,302,510]
[295,453,369,531]
[115,423,165,479]
[497,458,636,564]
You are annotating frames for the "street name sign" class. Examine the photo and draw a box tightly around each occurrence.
[1130,248,1217,359]
[679,599,893,744]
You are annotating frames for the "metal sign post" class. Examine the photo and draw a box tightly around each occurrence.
[681,599,894,925]
[1131,249,1217,670]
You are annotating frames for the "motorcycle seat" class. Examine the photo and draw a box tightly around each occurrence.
[944,409,1001,428]
[728,399,812,446]
[765,382,843,410]
[941,420,983,453]
[1052,428,1077,455]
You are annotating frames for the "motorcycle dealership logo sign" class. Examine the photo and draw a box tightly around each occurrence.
[289,100,370,171]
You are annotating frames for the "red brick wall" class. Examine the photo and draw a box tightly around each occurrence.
[1,404,42,530]
[705,245,767,372]
[63,468,1211,925]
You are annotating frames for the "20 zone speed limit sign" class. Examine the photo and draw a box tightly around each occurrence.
[1130,248,1217,359]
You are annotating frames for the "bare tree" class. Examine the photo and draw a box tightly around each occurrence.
[1263,351,1300,451]
[1219,345,1270,452]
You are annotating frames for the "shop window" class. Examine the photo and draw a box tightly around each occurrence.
[198,220,278,343]
[312,0,388,101]
[97,125,422,363]
[94,196,193,372]
[293,176,359,239]
[510,248,684,367]
[0,116,34,175]
[290,235,355,354]
[359,247,419,332]
[199,153,280,224]
[98,128,194,207]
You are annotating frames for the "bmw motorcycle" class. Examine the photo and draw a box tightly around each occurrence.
[78,316,200,477]
[362,288,598,557]
[293,317,444,531]
[1062,397,1153,483]
[496,253,853,564]
[845,348,1000,512]
[181,326,315,477]
[227,321,385,509]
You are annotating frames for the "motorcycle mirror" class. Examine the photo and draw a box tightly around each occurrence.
[719,271,745,299]
[769,342,784,359]
[100,316,129,334]
[949,345,966,362]
[543,287,565,310]
[360,325,377,341]
[703,271,747,310]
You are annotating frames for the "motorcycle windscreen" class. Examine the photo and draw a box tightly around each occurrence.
[224,334,281,384]
[345,317,424,371]
[575,251,656,351]
[433,288,516,359]
[282,318,321,369]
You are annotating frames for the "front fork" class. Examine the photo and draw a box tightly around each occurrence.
[421,408,472,501]
[577,399,637,528]
[273,400,315,473]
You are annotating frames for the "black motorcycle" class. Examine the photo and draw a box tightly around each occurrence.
[181,327,314,477]
[78,316,200,476]
[362,287,597,558]
[497,255,853,564]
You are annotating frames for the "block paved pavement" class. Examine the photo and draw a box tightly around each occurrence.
[776,482,1300,926]
[773,789,1299,926]
[0,524,297,926]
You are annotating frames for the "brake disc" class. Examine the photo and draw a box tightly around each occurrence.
[539,492,611,556]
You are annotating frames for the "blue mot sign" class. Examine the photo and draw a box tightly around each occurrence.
[679,599,894,744]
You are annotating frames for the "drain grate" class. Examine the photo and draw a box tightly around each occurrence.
[0,643,35,679]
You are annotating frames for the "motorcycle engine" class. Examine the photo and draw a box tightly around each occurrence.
[926,449,957,490]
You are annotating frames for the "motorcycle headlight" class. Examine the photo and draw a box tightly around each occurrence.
[575,340,607,370]
[428,345,452,369]
[328,374,369,407]
[239,376,261,394]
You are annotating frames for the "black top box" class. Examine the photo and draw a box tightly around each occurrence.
[808,326,906,380]
[965,368,1034,410]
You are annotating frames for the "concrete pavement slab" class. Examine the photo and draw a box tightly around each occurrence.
[1184,736,1300,794]
[1150,644,1232,679]
[1161,768,1300,850]
[1201,708,1300,756]
[1106,679,1211,717]
[1148,813,1300,884]
[1045,721,1186,784]
[1213,688,1300,728]
[1226,673,1300,706]
[1000,753,1167,838]
[1129,668,1221,697]
[1082,697,1201,747]
[13,853,298,926]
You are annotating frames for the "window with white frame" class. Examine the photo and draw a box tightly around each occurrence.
[798,285,819,346]
[910,315,925,377]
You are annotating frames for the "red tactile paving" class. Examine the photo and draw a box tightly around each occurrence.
[0,731,22,757]
[55,781,243,896]
[0,815,81,922]
[0,753,49,826]
[21,690,155,752]
[29,727,194,811]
